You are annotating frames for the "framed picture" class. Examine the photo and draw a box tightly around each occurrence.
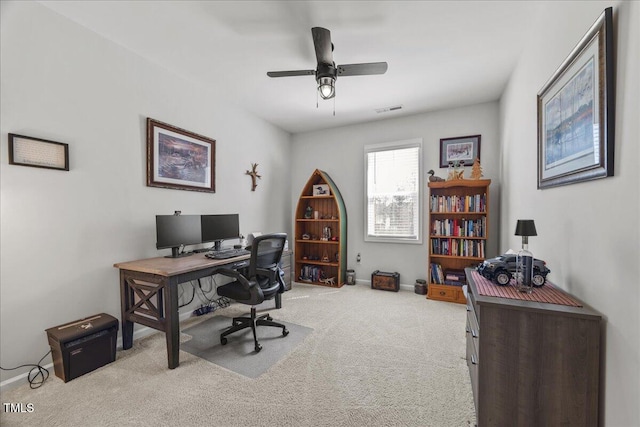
[147,118,216,193]
[537,7,614,189]
[439,135,481,168]
[8,133,69,171]
[313,184,330,196]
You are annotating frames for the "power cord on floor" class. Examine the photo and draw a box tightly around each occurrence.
[0,350,51,389]
[193,297,231,316]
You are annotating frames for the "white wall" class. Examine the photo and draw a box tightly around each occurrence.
[499,1,639,426]
[291,103,500,286]
[0,1,291,383]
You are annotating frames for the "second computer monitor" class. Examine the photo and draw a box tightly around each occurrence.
[201,214,240,251]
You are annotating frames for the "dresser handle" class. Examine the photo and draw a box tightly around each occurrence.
[471,355,478,365]
[439,291,446,296]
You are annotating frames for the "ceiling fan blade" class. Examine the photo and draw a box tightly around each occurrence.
[311,27,333,65]
[337,62,388,77]
[267,70,316,78]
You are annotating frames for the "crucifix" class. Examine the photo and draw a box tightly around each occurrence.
[245,163,261,191]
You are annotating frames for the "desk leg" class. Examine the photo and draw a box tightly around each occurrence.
[164,277,180,369]
[119,270,134,350]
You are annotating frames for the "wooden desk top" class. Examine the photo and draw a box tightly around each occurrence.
[114,253,250,277]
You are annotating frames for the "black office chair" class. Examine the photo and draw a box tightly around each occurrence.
[215,233,289,353]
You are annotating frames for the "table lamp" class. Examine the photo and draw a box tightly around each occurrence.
[515,219,537,293]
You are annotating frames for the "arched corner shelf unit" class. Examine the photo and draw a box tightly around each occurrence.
[294,169,347,287]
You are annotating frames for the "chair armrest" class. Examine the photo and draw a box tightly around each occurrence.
[276,267,286,293]
[213,267,253,290]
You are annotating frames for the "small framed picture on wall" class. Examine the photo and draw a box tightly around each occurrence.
[8,133,69,171]
[439,135,481,168]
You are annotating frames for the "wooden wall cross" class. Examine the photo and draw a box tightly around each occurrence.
[246,163,261,191]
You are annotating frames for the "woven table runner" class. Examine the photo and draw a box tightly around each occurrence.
[470,270,582,307]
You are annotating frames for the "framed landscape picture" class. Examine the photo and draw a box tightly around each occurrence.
[146,118,216,193]
[439,135,481,168]
[537,7,614,189]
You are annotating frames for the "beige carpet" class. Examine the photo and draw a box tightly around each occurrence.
[0,283,476,426]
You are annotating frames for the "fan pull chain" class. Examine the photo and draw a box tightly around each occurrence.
[333,95,336,116]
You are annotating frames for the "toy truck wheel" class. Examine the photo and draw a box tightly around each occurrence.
[494,270,511,286]
[532,272,546,287]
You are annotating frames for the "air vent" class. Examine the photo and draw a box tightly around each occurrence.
[375,105,403,114]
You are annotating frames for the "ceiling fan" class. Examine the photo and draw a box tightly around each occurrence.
[267,27,388,100]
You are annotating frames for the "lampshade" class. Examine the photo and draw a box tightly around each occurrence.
[515,219,537,237]
[318,76,335,99]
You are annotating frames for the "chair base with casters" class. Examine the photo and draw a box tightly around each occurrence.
[220,307,289,353]
[214,233,290,353]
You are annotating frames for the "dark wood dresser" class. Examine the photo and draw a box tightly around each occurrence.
[464,268,602,426]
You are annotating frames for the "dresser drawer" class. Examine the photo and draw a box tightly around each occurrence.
[466,324,479,411]
[467,302,479,337]
[466,285,480,411]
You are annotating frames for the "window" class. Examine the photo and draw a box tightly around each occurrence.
[364,139,423,243]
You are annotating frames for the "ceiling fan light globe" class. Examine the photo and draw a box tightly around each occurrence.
[318,76,335,99]
[319,85,334,99]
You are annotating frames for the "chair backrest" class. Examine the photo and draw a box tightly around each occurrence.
[248,233,287,280]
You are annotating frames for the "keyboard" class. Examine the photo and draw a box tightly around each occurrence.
[205,248,250,260]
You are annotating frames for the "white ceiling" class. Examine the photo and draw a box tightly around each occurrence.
[40,1,544,134]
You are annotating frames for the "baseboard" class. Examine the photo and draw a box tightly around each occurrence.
[350,279,414,292]
[0,309,195,393]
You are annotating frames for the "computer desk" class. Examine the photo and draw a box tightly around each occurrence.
[114,252,279,369]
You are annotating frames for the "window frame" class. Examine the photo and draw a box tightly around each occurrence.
[363,138,423,244]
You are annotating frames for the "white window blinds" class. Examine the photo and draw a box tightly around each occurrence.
[365,139,422,243]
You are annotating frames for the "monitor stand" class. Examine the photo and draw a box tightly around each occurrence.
[165,246,194,258]
[211,240,223,252]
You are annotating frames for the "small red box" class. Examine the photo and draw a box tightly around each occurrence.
[371,270,400,292]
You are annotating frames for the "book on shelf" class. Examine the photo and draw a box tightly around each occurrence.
[431,217,486,237]
[430,263,444,284]
[430,264,468,286]
[299,265,324,282]
[429,193,487,213]
[430,238,485,258]
[443,269,466,286]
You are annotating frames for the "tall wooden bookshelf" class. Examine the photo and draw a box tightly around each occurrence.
[295,169,347,287]
[427,179,491,304]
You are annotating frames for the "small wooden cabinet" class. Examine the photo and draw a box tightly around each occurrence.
[294,169,347,287]
[427,179,491,304]
[465,268,602,426]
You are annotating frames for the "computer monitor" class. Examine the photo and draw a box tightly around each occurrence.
[201,214,240,251]
[155,214,202,258]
